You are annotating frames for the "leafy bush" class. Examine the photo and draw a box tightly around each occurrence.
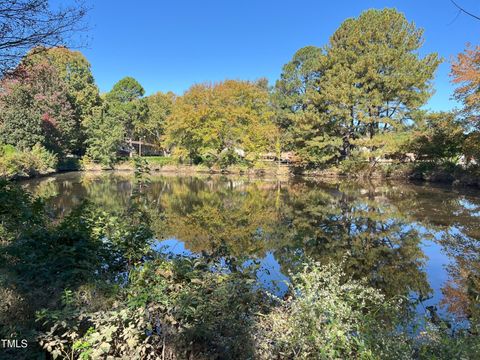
[255,261,393,359]
[0,179,45,243]
[0,143,57,178]
[200,150,218,169]
[26,143,58,172]
[38,256,262,360]
[255,261,480,359]
[407,112,465,164]
[57,156,81,171]
[462,131,480,165]
[39,306,162,360]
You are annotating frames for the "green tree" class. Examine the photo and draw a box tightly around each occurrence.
[139,91,175,146]
[278,9,441,168]
[408,112,465,163]
[84,77,147,164]
[322,9,440,165]
[105,77,148,141]
[273,46,342,166]
[0,73,44,149]
[273,46,324,140]
[84,103,125,167]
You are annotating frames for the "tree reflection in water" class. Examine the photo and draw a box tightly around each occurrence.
[21,172,480,320]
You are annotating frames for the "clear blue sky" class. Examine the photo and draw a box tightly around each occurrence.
[75,0,479,111]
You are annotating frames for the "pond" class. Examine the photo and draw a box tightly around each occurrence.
[21,171,480,322]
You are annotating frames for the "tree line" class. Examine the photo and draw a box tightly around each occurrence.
[0,8,478,177]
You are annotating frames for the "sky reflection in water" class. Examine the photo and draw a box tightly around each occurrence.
[22,172,480,321]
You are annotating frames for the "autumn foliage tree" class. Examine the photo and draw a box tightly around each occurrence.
[452,44,480,128]
[452,44,480,162]
[22,47,101,154]
[165,80,278,166]
[0,60,78,155]
[25,47,100,122]
[0,47,99,157]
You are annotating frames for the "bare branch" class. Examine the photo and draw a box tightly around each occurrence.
[450,0,480,21]
[0,0,90,75]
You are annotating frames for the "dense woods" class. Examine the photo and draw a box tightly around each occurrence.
[0,8,478,183]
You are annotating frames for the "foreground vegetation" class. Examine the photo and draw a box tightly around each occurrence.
[1,2,479,358]
[1,172,479,359]
[0,8,479,185]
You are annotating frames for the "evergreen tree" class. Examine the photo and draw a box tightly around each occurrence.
[323,9,440,165]
[105,77,148,140]
[273,46,342,166]
[277,9,440,168]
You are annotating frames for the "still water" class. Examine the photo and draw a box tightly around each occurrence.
[21,171,480,321]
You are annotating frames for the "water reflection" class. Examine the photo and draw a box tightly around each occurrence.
[22,172,480,319]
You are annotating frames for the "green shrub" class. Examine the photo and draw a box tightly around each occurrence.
[255,260,480,359]
[0,146,21,177]
[1,144,17,156]
[121,256,261,359]
[38,256,261,360]
[200,151,218,169]
[0,143,57,178]
[58,157,81,171]
[255,261,393,359]
[27,143,58,173]
[39,306,160,360]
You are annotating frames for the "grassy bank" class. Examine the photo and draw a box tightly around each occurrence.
[82,156,291,177]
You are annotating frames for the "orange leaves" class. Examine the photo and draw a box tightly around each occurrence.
[451,44,480,117]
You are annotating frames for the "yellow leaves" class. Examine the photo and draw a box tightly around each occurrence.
[165,80,277,162]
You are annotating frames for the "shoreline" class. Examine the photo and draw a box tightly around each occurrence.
[11,162,480,190]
